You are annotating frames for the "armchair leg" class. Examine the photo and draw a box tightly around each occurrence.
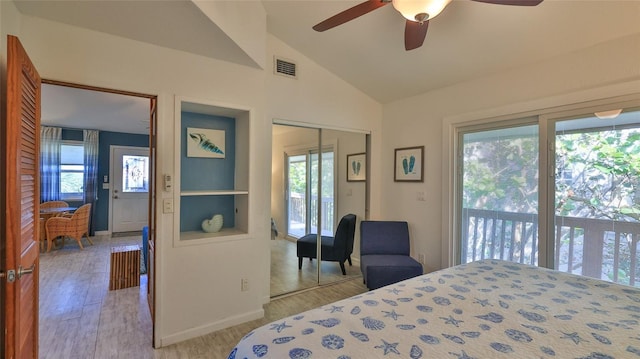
[339,262,346,275]
[298,257,303,270]
[348,256,352,266]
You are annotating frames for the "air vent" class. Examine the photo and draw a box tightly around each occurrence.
[274,57,297,79]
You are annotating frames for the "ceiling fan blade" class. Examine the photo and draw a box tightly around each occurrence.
[313,0,389,32]
[470,0,543,6]
[405,19,429,51]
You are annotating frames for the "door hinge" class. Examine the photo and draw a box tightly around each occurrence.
[0,269,16,283]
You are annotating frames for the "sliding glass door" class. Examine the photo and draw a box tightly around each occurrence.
[553,109,640,286]
[455,104,640,288]
[286,148,335,238]
[459,123,540,264]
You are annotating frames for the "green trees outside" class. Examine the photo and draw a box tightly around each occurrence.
[556,129,640,222]
[463,125,640,286]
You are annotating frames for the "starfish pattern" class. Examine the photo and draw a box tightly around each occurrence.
[560,331,588,345]
[448,350,476,359]
[386,288,402,295]
[473,298,491,307]
[440,315,464,327]
[269,321,292,333]
[382,310,403,321]
[583,307,609,315]
[374,339,400,355]
[531,304,548,311]
[326,305,344,313]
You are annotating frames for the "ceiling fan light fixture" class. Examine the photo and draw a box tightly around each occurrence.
[392,0,452,22]
[594,109,622,119]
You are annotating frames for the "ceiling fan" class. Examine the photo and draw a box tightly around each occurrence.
[313,0,543,51]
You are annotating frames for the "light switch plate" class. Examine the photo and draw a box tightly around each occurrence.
[163,199,174,213]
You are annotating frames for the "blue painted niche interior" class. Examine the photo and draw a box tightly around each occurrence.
[180,111,236,232]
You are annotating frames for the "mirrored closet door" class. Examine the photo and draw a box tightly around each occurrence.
[271,124,367,297]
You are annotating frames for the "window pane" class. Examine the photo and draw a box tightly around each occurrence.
[461,125,539,265]
[123,155,149,193]
[60,164,84,171]
[61,144,84,164]
[60,143,85,199]
[287,155,307,238]
[60,172,84,193]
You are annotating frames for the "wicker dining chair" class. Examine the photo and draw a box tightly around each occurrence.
[40,200,70,211]
[45,203,93,252]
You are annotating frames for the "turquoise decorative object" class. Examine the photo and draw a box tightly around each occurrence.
[202,214,224,233]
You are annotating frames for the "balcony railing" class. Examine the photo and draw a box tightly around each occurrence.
[462,208,640,287]
[288,193,334,237]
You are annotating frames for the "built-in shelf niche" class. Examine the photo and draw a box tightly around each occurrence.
[174,96,250,245]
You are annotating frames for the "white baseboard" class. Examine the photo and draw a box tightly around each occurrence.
[94,230,111,236]
[159,308,264,347]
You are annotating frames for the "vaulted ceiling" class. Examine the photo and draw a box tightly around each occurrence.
[14,0,640,131]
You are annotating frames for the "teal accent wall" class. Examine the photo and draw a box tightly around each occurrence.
[180,112,236,231]
[96,131,149,231]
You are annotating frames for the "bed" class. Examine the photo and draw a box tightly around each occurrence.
[229,259,640,359]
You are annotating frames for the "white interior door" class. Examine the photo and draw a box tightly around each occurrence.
[111,146,149,233]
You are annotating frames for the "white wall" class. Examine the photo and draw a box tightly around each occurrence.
[381,33,640,272]
[2,5,384,348]
[267,35,383,218]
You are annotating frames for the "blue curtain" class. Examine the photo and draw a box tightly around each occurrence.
[40,126,62,202]
[83,130,99,235]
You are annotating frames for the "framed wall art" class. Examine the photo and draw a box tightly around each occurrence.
[394,146,424,182]
[347,152,366,182]
[187,127,225,158]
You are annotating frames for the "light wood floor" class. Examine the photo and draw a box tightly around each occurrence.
[39,234,367,358]
[270,237,362,296]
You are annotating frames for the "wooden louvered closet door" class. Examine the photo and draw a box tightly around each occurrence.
[2,34,41,359]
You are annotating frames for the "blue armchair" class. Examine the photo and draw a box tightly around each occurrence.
[360,220,423,290]
[297,214,357,275]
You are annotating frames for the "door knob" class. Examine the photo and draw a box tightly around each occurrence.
[17,263,35,279]
[114,195,119,199]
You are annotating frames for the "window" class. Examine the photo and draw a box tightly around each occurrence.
[453,105,640,288]
[60,142,84,200]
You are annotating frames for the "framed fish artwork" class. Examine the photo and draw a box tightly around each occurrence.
[347,152,366,182]
[187,127,225,158]
[394,146,423,182]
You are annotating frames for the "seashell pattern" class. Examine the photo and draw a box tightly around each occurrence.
[321,334,344,350]
[253,344,268,357]
[350,331,369,342]
[396,324,416,330]
[419,335,440,345]
[310,318,340,328]
[273,337,295,344]
[229,259,639,359]
[490,342,513,353]
[189,132,224,154]
[361,317,386,330]
[410,345,423,359]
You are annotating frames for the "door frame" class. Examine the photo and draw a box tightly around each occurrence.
[109,145,150,234]
[39,79,159,346]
